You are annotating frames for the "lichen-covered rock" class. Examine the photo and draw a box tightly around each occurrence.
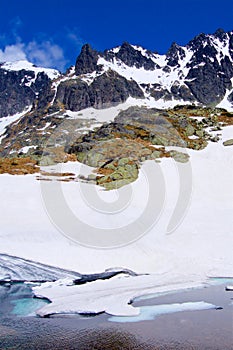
[196,129,204,138]
[169,150,189,163]
[151,150,162,159]
[223,139,233,146]
[184,124,195,136]
[97,159,139,190]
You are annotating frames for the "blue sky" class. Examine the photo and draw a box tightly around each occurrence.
[0,0,232,71]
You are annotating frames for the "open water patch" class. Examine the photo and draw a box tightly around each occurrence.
[0,282,49,317]
[108,301,216,323]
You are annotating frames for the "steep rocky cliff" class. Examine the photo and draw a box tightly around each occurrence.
[0,29,232,172]
[0,28,232,120]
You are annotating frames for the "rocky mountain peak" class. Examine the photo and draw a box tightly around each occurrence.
[166,42,185,67]
[187,32,210,50]
[0,29,233,164]
[0,29,232,123]
[75,43,99,75]
[214,28,227,40]
[105,41,156,71]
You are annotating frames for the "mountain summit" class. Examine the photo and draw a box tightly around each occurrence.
[0,29,233,119]
[0,29,233,163]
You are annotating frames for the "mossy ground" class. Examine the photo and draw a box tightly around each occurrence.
[0,157,39,175]
[0,105,232,189]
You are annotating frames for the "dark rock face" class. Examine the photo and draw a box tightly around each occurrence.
[187,32,209,51]
[55,79,91,111]
[221,56,233,80]
[228,90,233,102]
[186,63,227,104]
[106,42,157,70]
[166,42,186,67]
[75,44,99,75]
[0,68,54,118]
[55,70,144,111]
[0,69,35,117]
[214,28,227,40]
[170,84,196,102]
[183,30,233,105]
[150,86,172,101]
[90,70,144,108]
[160,30,233,105]
[229,34,233,61]
[33,72,55,111]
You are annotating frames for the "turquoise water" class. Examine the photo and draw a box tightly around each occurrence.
[109,301,216,323]
[209,277,233,284]
[11,297,49,316]
[0,283,49,317]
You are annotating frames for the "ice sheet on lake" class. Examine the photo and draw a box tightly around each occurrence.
[33,273,205,317]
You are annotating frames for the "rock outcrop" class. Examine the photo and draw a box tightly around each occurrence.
[0,68,35,117]
[55,70,144,111]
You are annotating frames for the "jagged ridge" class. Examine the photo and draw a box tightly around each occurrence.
[0,29,233,162]
[0,28,232,120]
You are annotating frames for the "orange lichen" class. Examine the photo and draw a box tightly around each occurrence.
[0,157,39,175]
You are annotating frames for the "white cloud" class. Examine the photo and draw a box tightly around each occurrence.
[26,41,67,71]
[0,43,26,62]
[0,40,67,71]
[66,31,83,49]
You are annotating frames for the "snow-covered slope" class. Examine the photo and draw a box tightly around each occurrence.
[0,125,232,315]
[1,60,60,81]
[0,126,232,274]
[0,254,81,282]
[97,45,193,89]
[0,108,31,143]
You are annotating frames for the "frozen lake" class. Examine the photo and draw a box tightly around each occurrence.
[0,280,232,349]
